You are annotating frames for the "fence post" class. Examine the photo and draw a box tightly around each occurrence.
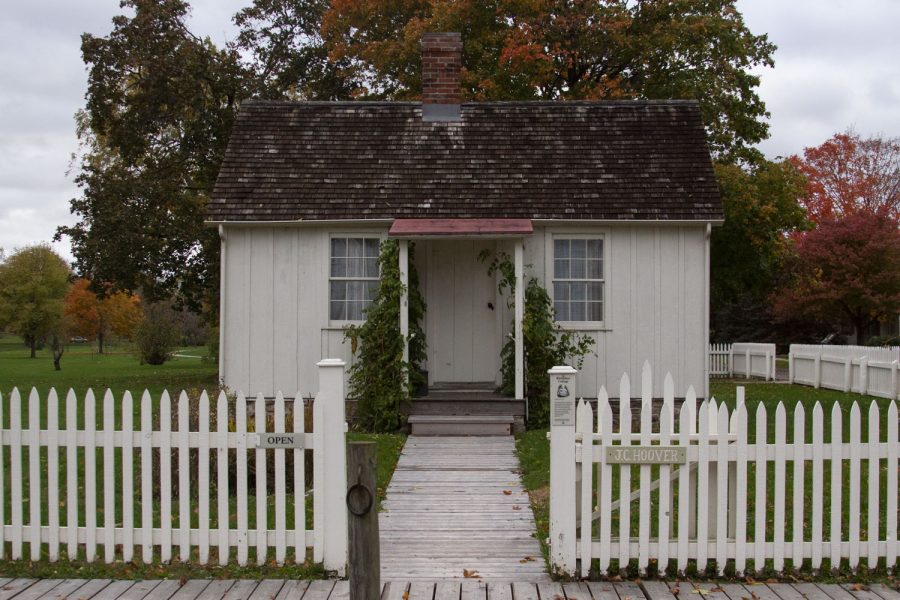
[745,349,751,380]
[892,361,899,400]
[859,357,868,395]
[317,358,348,576]
[728,345,734,377]
[814,351,822,389]
[548,365,578,577]
[844,357,852,393]
[788,352,794,384]
[347,442,379,600]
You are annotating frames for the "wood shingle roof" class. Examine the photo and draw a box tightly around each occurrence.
[207,99,723,223]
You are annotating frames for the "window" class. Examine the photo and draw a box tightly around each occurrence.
[329,237,380,321]
[552,237,603,322]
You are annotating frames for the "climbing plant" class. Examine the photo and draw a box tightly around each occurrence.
[481,251,594,429]
[345,240,426,432]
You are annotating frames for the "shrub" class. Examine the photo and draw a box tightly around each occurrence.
[136,303,181,364]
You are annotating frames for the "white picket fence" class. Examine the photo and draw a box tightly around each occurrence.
[0,359,348,573]
[708,343,731,377]
[548,362,900,577]
[790,344,900,399]
[731,342,776,380]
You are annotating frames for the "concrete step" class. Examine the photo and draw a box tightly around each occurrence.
[404,399,526,417]
[407,415,514,436]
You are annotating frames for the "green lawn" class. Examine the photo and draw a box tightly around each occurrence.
[515,380,899,580]
[0,333,407,579]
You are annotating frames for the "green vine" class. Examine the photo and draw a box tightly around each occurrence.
[480,250,594,429]
[344,240,426,432]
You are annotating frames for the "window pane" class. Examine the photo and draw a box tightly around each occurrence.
[589,281,603,301]
[570,258,585,279]
[364,238,380,257]
[571,239,586,259]
[554,259,570,279]
[589,302,603,321]
[570,302,586,321]
[347,301,363,321]
[348,237,364,258]
[554,301,569,322]
[554,281,569,301]
[330,258,345,278]
[330,281,346,301]
[331,238,347,258]
[587,239,602,259]
[571,282,586,301]
[347,280,364,301]
[365,280,379,301]
[554,239,569,259]
[345,258,362,278]
[365,257,379,278]
[330,301,345,321]
[587,259,602,279]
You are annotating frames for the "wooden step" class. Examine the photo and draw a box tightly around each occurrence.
[407,415,514,436]
[404,399,526,417]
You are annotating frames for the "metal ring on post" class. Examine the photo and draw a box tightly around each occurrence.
[346,482,374,517]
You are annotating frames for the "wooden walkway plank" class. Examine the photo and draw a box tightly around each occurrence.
[815,586,855,600]
[168,581,213,600]
[511,582,540,600]
[84,582,136,600]
[407,582,436,600]
[247,580,286,600]
[614,582,645,600]
[8,581,63,600]
[487,582,512,600]
[460,581,486,600]
[769,584,807,600]
[382,583,409,600]
[66,579,113,600]
[561,582,589,600]
[742,585,782,600]
[35,579,88,600]
[194,581,237,600]
[299,581,334,600]
[867,585,900,600]
[841,586,887,600]
[434,581,461,600]
[150,580,187,600]
[793,584,834,600]
[717,584,752,600]
[327,581,349,600]
[536,582,564,600]
[586,582,619,600]
[641,582,677,600]
[273,581,310,600]
[221,581,261,600]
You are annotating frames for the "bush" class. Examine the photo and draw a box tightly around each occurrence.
[866,334,900,347]
[136,303,182,365]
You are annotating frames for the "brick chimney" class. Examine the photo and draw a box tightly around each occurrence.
[421,32,462,122]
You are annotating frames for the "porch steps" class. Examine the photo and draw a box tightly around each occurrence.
[407,414,514,435]
[405,385,521,435]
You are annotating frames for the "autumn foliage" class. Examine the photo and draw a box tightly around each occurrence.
[790,130,900,223]
[772,213,900,344]
[64,279,144,351]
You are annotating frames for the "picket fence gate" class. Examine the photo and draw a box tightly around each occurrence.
[708,343,731,377]
[0,359,348,574]
[548,362,899,577]
[790,344,900,400]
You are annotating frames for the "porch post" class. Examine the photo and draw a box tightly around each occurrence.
[514,240,524,400]
[399,239,410,387]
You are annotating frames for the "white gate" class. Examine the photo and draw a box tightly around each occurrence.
[0,359,348,574]
[549,362,899,577]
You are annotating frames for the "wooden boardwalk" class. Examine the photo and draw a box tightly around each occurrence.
[379,436,548,581]
[0,579,896,600]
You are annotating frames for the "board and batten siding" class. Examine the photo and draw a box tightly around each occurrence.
[220,223,709,399]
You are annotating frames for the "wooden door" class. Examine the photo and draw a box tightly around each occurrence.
[428,240,499,384]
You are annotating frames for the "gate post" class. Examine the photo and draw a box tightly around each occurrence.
[316,358,348,575]
[347,442,379,600]
[549,365,578,576]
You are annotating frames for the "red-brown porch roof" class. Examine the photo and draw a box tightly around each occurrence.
[388,218,533,237]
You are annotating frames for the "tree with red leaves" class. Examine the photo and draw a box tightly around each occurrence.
[772,212,900,344]
[790,130,900,223]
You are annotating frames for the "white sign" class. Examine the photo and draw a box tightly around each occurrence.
[605,446,686,465]
[551,374,575,426]
[256,433,304,449]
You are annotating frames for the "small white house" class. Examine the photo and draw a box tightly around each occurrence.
[206,33,723,404]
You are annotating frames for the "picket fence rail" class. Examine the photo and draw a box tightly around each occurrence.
[549,362,899,577]
[790,344,900,400]
[0,359,348,573]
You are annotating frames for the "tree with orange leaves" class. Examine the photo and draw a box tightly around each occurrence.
[65,279,144,353]
[790,130,900,223]
[313,0,774,161]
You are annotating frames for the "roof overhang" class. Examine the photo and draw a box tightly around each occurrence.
[388,218,533,238]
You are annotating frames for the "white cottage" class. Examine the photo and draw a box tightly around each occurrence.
[206,33,723,426]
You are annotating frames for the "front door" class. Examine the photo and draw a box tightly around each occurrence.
[427,240,500,384]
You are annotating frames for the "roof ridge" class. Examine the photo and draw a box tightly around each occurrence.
[241,99,700,108]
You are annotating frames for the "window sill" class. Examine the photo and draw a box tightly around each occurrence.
[555,321,610,332]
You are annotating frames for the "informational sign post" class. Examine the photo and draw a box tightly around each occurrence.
[548,364,578,576]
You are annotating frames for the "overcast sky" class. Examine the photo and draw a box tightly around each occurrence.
[1,0,899,263]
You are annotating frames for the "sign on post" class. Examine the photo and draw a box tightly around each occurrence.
[548,365,578,576]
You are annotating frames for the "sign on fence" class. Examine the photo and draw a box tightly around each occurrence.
[549,361,900,577]
[605,446,686,465]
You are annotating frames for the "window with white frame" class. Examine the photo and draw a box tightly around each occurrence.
[552,237,604,322]
[329,237,381,321]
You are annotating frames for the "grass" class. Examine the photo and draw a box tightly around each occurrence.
[0,333,408,579]
[515,379,899,581]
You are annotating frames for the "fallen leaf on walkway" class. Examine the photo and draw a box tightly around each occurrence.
[693,589,710,596]
[711,588,724,593]
[464,569,481,579]
[850,584,868,592]
[671,586,680,596]
[520,556,535,563]
[512,505,522,511]
[502,490,512,495]
[403,592,409,600]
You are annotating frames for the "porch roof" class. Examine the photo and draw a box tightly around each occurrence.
[388,218,533,238]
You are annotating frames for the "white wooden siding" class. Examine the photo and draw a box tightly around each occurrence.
[221,223,709,399]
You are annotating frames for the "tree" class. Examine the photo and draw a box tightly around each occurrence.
[772,212,900,344]
[56,0,249,315]
[65,278,144,353]
[790,130,900,223]
[136,303,182,365]
[0,246,71,357]
[710,159,809,340]
[321,0,775,160]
